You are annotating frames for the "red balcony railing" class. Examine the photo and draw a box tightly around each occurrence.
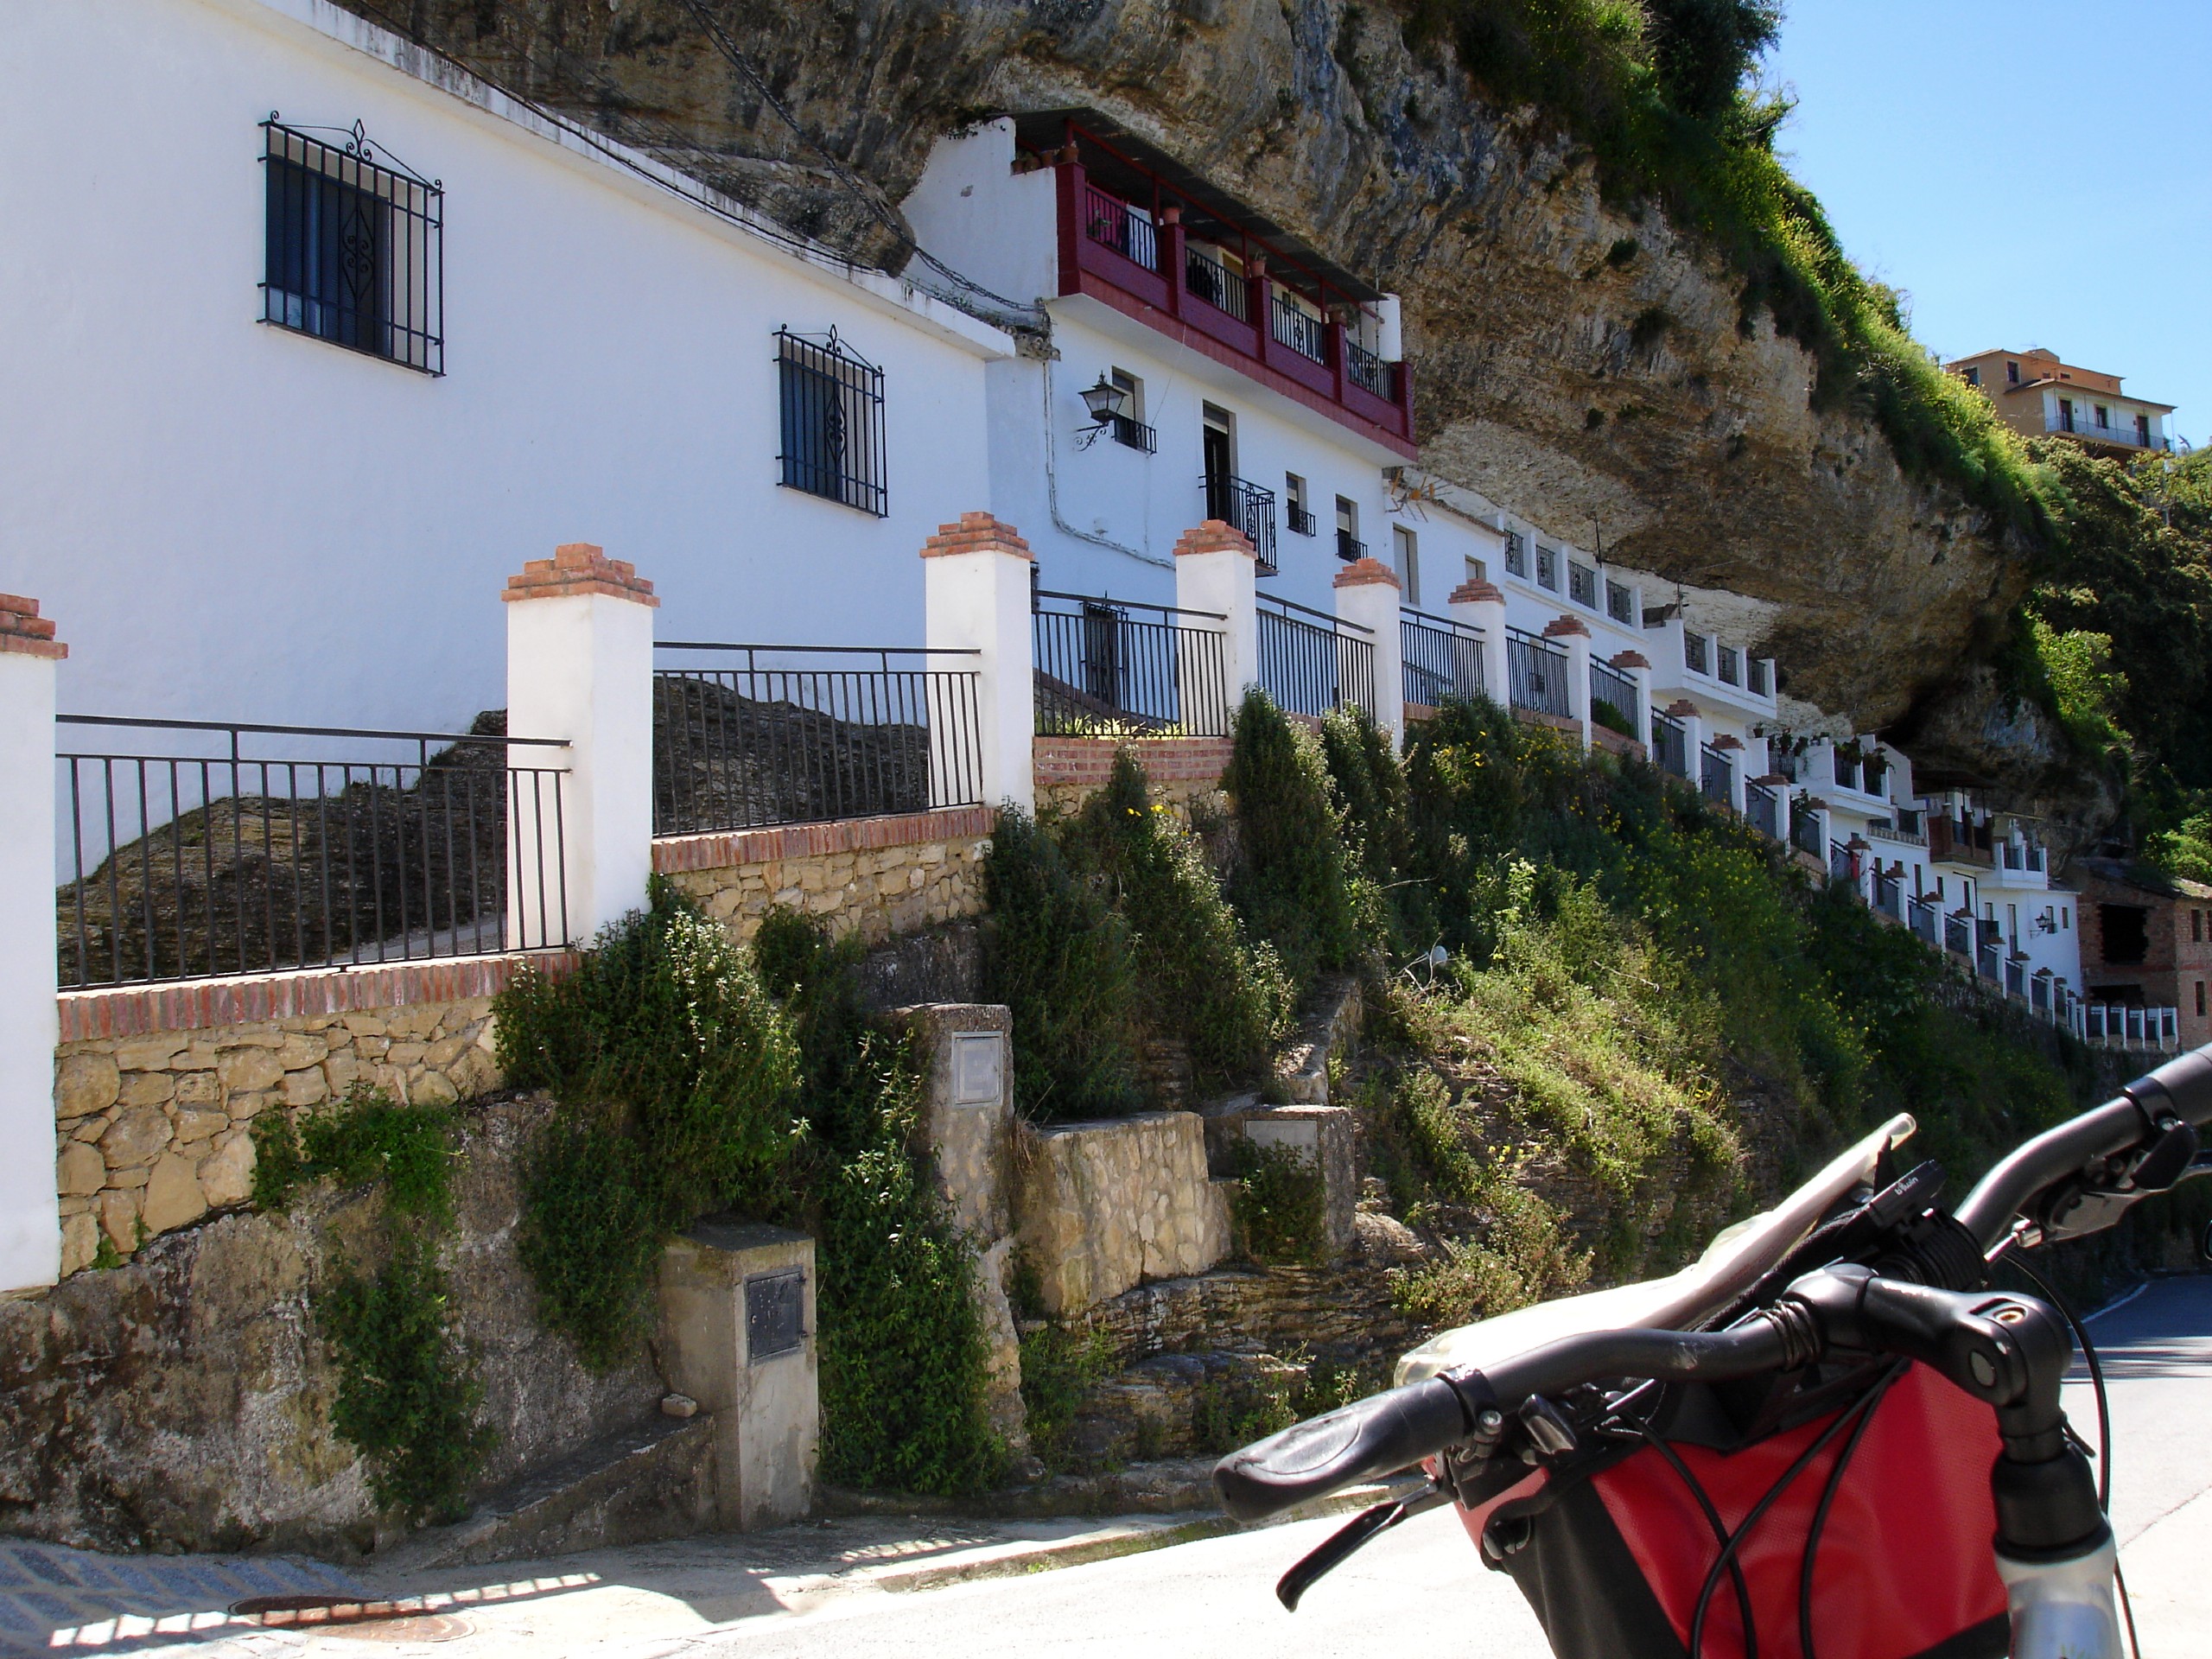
[1046,137,1414,455]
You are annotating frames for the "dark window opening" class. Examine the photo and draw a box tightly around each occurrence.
[2100,904,2151,966]
[262,118,442,373]
[777,328,887,516]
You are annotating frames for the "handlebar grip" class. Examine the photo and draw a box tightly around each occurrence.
[2128,1045,2212,1128]
[1212,1376,1471,1523]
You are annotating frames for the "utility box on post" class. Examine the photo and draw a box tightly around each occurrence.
[657,1218,817,1531]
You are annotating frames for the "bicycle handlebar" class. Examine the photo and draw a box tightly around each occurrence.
[1954,1046,2212,1249]
[1214,1318,1799,1522]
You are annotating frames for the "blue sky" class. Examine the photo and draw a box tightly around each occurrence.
[1765,1,2209,447]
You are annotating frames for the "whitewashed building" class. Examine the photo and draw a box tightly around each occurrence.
[0,0,1020,738]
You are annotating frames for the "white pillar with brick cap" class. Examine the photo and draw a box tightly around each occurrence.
[1,596,65,1290]
[1173,519,1260,705]
[1447,579,1510,708]
[1611,651,1655,749]
[1545,615,1593,747]
[504,543,658,948]
[923,513,1035,816]
[1667,699,1704,785]
[1332,556,1403,742]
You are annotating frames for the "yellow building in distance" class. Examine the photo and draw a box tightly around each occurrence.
[1946,346,2177,457]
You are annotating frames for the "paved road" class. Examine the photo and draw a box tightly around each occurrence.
[654,1275,2212,1659]
[5,1278,2208,1657]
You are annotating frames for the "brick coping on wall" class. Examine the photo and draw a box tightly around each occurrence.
[57,951,581,1043]
[651,805,998,874]
[1033,735,1234,785]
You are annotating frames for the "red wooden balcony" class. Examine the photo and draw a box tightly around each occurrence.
[1027,116,1417,460]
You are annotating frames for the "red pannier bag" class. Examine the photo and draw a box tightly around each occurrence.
[1465,1363,2011,1659]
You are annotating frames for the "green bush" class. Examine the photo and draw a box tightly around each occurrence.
[1228,1139,1329,1265]
[1223,690,1363,985]
[252,1084,488,1524]
[320,1234,494,1523]
[980,805,1145,1121]
[1067,752,1292,1088]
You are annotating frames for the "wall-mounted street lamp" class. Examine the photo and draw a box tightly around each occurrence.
[1076,374,1128,448]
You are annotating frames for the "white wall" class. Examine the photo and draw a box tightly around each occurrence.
[0,0,1013,741]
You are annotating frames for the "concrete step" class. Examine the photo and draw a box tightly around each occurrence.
[377,1414,715,1572]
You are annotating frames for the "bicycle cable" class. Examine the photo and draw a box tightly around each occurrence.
[1686,1370,1899,1659]
[1995,1250,2141,1659]
[1796,1362,1909,1659]
[1597,1408,1760,1659]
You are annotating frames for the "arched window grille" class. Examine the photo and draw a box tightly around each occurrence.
[776,328,888,517]
[261,116,442,374]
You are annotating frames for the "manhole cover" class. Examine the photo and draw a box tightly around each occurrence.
[230,1595,472,1642]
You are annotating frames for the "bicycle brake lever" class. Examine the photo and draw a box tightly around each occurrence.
[1274,1483,1453,1611]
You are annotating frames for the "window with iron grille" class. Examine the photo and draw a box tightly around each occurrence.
[1718,644,1741,685]
[1504,531,1529,580]
[1685,631,1709,675]
[777,328,888,516]
[262,118,442,373]
[1748,657,1770,696]
[1535,545,1559,591]
[1568,561,1597,607]
[1606,580,1636,625]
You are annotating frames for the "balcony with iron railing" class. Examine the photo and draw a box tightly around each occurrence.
[1929,814,1995,868]
[1044,122,1415,454]
[1506,628,1571,719]
[1205,471,1279,575]
[2044,410,2175,452]
[1588,658,1640,742]
[1402,608,1485,712]
[1257,594,1375,720]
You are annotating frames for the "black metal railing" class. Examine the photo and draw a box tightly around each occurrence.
[1109,413,1158,454]
[1185,248,1249,319]
[1287,503,1317,537]
[1346,340,1392,399]
[1257,597,1376,720]
[1506,628,1571,717]
[261,118,443,375]
[1909,897,1939,945]
[653,645,982,836]
[1205,471,1278,575]
[1401,609,1485,710]
[1700,743,1733,806]
[1791,804,1824,858]
[1083,184,1157,270]
[1745,781,1780,840]
[1875,873,1904,921]
[1271,291,1327,362]
[1033,592,1230,738]
[1829,843,1855,889]
[1653,712,1689,779]
[56,715,568,990]
[1944,912,1973,957]
[1336,530,1365,563]
[1589,658,1640,740]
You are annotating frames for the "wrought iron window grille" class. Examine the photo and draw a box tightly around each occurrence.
[1109,412,1158,454]
[1568,562,1598,607]
[1336,530,1366,563]
[1203,472,1278,575]
[776,327,889,517]
[1535,545,1559,591]
[1504,532,1529,580]
[261,116,443,375]
[1606,581,1637,625]
[1287,503,1318,537]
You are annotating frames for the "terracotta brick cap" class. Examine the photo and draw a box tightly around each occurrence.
[0,592,67,658]
[1449,579,1504,606]
[1751,772,1789,786]
[504,542,660,607]
[1172,519,1255,560]
[1713,734,1745,751]
[1846,836,1871,850]
[921,512,1033,561]
[1610,650,1650,671]
[1542,615,1592,639]
[1802,795,1830,811]
[1332,556,1402,591]
[1664,699,1700,718]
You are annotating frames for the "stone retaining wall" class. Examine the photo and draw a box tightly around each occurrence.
[1033,737,1233,818]
[1014,1111,1233,1316]
[51,954,572,1276]
[653,807,994,947]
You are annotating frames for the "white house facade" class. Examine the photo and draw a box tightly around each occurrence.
[0,0,1017,738]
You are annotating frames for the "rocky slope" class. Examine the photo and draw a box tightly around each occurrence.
[345,0,2088,823]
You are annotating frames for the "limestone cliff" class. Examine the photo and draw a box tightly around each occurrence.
[341,0,2091,825]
